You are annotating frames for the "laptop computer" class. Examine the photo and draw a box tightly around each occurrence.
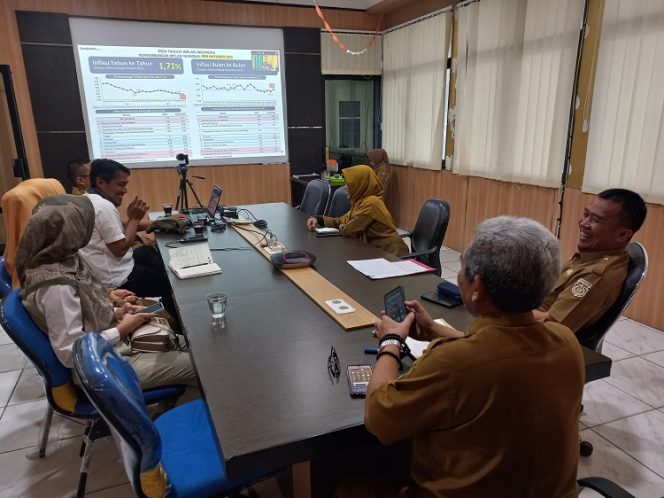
[189,184,222,223]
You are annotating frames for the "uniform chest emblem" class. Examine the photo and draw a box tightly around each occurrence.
[571,278,592,298]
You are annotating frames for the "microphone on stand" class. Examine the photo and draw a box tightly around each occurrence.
[192,175,206,180]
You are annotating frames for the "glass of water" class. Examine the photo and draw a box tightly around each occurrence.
[206,292,228,320]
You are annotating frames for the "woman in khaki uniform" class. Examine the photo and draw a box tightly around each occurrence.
[368,148,392,197]
[306,165,407,257]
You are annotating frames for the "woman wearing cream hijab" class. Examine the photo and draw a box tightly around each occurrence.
[306,165,407,256]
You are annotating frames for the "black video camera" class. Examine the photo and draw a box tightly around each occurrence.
[176,153,189,174]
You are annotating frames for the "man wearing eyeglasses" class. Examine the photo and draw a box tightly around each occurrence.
[533,188,646,333]
[354,217,584,498]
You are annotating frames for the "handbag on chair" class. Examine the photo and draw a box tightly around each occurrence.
[128,317,181,353]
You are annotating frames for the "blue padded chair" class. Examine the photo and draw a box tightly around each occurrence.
[0,289,185,498]
[74,333,265,498]
[326,186,351,218]
[0,256,12,298]
[298,179,331,216]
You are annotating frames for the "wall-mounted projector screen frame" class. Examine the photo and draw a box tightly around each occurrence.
[70,18,289,168]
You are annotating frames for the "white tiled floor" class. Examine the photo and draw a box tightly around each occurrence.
[1,246,663,497]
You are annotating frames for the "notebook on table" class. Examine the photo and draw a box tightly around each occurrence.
[168,243,221,279]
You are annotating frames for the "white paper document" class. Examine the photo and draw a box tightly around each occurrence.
[346,258,433,279]
[168,244,222,279]
[406,319,452,359]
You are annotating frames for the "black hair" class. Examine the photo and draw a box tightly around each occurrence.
[598,188,647,232]
[66,158,89,183]
[337,154,353,170]
[90,159,130,188]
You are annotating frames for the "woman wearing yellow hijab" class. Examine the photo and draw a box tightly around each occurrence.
[306,165,408,256]
[1,178,65,287]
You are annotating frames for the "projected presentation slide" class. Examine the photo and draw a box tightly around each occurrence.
[76,45,286,166]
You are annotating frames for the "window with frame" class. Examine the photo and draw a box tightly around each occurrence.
[324,78,377,156]
[338,100,361,149]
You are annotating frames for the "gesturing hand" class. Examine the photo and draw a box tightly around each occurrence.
[127,196,149,221]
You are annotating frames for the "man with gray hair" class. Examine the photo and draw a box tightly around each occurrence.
[359,216,584,498]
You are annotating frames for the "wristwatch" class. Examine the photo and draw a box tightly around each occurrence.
[379,339,402,351]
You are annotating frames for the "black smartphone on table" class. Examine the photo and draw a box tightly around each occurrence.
[384,286,408,322]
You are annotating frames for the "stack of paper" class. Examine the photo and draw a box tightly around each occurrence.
[347,258,433,279]
[168,244,221,279]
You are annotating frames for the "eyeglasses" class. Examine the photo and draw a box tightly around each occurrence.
[327,346,340,377]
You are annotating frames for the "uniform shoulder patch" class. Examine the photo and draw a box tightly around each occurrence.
[571,278,592,298]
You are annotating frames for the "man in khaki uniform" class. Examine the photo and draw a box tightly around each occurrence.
[534,189,647,333]
[353,217,584,498]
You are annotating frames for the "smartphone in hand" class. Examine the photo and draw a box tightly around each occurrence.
[384,286,408,322]
[140,302,165,314]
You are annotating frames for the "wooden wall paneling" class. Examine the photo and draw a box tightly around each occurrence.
[559,188,664,331]
[387,166,468,251]
[123,163,291,212]
[0,3,42,177]
[8,0,376,30]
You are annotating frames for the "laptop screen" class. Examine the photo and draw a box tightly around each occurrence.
[206,185,223,219]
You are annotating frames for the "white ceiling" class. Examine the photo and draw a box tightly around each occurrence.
[230,0,383,10]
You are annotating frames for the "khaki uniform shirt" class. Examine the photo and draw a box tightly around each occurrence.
[366,313,584,498]
[322,214,408,257]
[540,248,629,333]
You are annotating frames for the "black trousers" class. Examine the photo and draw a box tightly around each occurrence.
[123,245,177,319]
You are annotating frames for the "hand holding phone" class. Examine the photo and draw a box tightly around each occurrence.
[384,286,408,322]
[140,302,165,314]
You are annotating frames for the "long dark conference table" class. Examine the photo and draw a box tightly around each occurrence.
[154,202,611,484]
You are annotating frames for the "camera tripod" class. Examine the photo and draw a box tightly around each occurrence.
[174,157,204,212]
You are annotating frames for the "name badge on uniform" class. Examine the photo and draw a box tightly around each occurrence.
[571,278,592,298]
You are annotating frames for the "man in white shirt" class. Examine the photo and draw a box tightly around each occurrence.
[79,159,176,316]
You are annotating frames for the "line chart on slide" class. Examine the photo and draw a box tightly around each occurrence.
[94,79,188,106]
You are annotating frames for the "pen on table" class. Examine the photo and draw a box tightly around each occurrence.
[364,347,378,355]
[182,262,208,269]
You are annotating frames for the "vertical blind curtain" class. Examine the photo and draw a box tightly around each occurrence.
[583,0,664,203]
[382,14,451,170]
[452,0,584,186]
[321,33,382,75]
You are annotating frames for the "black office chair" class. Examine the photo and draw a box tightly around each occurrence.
[577,242,647,458]
[326,186,351,217]
[576,242,648,353]
[577,477,636,498]
[298,179,331,216]
[399,199,450,277]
